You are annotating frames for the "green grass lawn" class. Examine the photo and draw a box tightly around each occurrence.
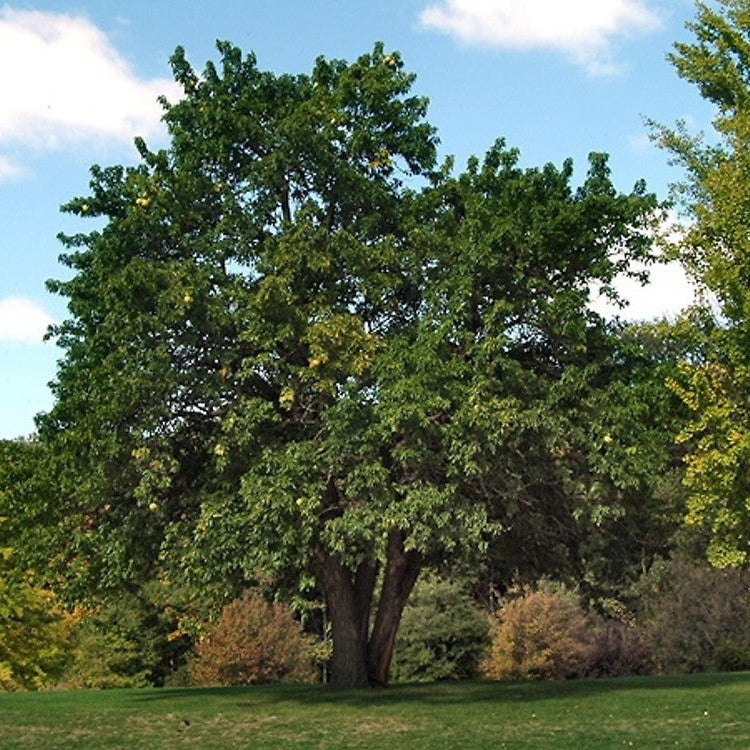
[1,672,749,749]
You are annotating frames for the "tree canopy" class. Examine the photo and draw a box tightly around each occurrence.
[42,41,663,688]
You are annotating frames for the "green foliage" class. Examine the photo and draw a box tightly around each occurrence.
[57,588,191,689]
[481,584,591,681]
[189,589,319,685]
[652,0,750,565]
[0,440,62,578]
[559,321,692,594]
[0,548,68,691]
[636,557,750,673]
[59,612,150,689]
[0,441,71,691]
[41,40,663,686]
[671,360,750,565]
[473,317,692,601]
[390,575,490,684]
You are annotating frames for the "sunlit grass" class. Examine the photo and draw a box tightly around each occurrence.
[1,672,749,748]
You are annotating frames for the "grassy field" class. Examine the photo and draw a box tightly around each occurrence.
[0,672,749,749]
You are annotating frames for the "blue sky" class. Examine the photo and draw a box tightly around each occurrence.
[0,0,715,439]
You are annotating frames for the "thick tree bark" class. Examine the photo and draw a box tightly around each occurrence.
[367,531,423,686]
[322,554,377,689]
[322,522,422,689]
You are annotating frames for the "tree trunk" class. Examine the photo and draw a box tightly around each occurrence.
[322,554,377,689]
[367,530,423,686]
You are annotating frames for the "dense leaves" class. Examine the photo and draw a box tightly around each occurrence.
[0,544,67,691]
[56,587,191,689]
[637,557,750,673]
[189,589,319,685]
[652,0,750,565]
[481,585,591,681]
[390,575,490,684]
[41,41,664,687]
[0,440,61,577]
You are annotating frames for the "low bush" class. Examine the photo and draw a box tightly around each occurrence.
[637,557,750,673]
[580,619,655,678]
[481,584,590,681]
[390,575,490,684]
[189,589,318,686]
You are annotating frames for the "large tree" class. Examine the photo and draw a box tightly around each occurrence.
[42,42,660,688]
[651,0,750,566]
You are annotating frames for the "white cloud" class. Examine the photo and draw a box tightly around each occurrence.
[0,6,179,151]
[592,260,697,321]
[0,296,56,344]
[592,212,698,321]
[419,0,662,75]
[0,153,24,182]
[628,133,652,154]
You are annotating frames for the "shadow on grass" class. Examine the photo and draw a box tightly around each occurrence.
[131,671,750,708]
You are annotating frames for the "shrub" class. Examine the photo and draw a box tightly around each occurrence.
[580,619,655,678]
[481,585,590,680]
[189,589,318,685]
[637,558,750,673]
[390,575,490,684]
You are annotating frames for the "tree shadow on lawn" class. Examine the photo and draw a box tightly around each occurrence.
[131,671,750,708]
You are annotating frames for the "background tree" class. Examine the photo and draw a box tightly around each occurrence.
[0,440,71,690]
[42,42,659,688]
[651,0,750,565]
[0,542,68,691]
[56,585,192,689]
